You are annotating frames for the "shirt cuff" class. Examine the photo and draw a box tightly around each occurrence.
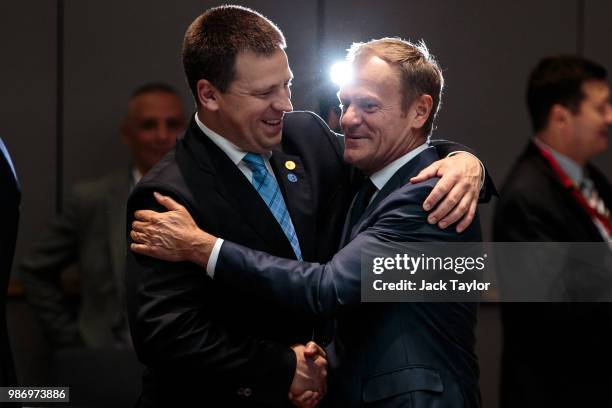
[206,238,224,278]
[447,150,486,191]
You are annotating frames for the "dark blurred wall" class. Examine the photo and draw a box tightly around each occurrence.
[1,1,611,407]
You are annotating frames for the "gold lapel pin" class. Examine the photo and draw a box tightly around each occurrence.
[285,160,296,170]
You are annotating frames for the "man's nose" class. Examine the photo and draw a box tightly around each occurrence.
[272,90,293,113]
[605,104,612,125]
[156,123,170,142]
[341,105,361,130]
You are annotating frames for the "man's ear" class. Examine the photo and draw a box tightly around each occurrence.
[549,104,572,129]
[411,94,433,130]
[197,79,220,111]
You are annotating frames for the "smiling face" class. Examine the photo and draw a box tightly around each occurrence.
[122,91,186,174]
[202,49,293,153]
[569,80,612,161]
[338,55,431,175]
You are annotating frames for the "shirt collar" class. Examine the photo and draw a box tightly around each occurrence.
[132,166,142,185]
[195,113,272,164]
[533,137,584,185]
[370,142,430,191]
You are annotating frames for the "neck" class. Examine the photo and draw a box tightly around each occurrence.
[364,135,426,176]
[198,109,225,137]
[535,131,587,166]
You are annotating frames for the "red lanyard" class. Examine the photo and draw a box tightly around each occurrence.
[536,145,612,236]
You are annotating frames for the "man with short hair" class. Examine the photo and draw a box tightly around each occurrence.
[20,82,186,350]
[494,56,612,407]
[130,37,484,407]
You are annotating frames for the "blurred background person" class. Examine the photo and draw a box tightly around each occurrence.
[17,83,186,406]
[494,55,612,407]
[1,137,20,393]
[318,88,342,132]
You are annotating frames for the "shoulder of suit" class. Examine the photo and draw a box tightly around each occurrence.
[392,178,438,204]
[283,111,336,140]
[498,148,561,205]
[372,178,438,219]
[70,169,126,203]
[282,111,344,159]
[129,148,194,210]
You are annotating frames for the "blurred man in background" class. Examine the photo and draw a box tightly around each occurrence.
[20,82,185,350]
[18,83,186,406]
[494,55,612,407]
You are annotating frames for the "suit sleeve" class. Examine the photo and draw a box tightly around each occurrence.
[429,138,498,202]
[19,191,83,347]
[126,188,296,405]
[215,183,468,318]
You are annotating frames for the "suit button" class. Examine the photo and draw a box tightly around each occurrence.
[244,388,252,397]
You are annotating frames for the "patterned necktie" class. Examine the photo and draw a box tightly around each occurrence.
[580,178,611,220]
[242,153,303,260]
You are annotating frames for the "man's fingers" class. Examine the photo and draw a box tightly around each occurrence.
[410,162,441,184]
[131,220,149,233]
[153,191,184,211]
[134,209,159,222]
[289,391,319,408]
[304,341,326,359]
[130,242,154,256]
[424,176,457,215]
[437,192,473,229]
[455,199,478,233]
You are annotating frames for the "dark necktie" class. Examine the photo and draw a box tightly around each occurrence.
[347,178,377,232]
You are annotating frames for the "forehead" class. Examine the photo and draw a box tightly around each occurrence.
[130,92,183,116]
[232,49,292,87]
[338,55,401,99]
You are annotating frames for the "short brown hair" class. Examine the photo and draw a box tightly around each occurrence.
[527,55,607,132]
[182,5,286,102]
[347,38,444,136]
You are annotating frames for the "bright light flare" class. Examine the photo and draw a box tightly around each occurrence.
[330,61,353,86]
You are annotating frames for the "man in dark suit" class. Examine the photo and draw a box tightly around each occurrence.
[494,56,612,407]
[1,137,20,389]
[129,37,484,407]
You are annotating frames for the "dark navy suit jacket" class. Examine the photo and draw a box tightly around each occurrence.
[216,147,482,407]
[0,137,19,388]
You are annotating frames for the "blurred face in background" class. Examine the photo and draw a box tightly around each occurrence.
[122,91,187,174]
[568,80,612,162]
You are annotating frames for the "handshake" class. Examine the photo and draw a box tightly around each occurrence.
[289,342,328,408]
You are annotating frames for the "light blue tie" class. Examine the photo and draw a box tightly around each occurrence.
[242,153,303,261]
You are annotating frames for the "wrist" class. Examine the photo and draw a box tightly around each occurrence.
[191,230,216,267]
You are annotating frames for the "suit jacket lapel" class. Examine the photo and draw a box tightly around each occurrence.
[270,149,315,259]
[527,142,604,241]
[179,119,297,259]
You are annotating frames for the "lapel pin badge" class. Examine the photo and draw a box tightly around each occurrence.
[287,173,298,183]
[285,160,296,170]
